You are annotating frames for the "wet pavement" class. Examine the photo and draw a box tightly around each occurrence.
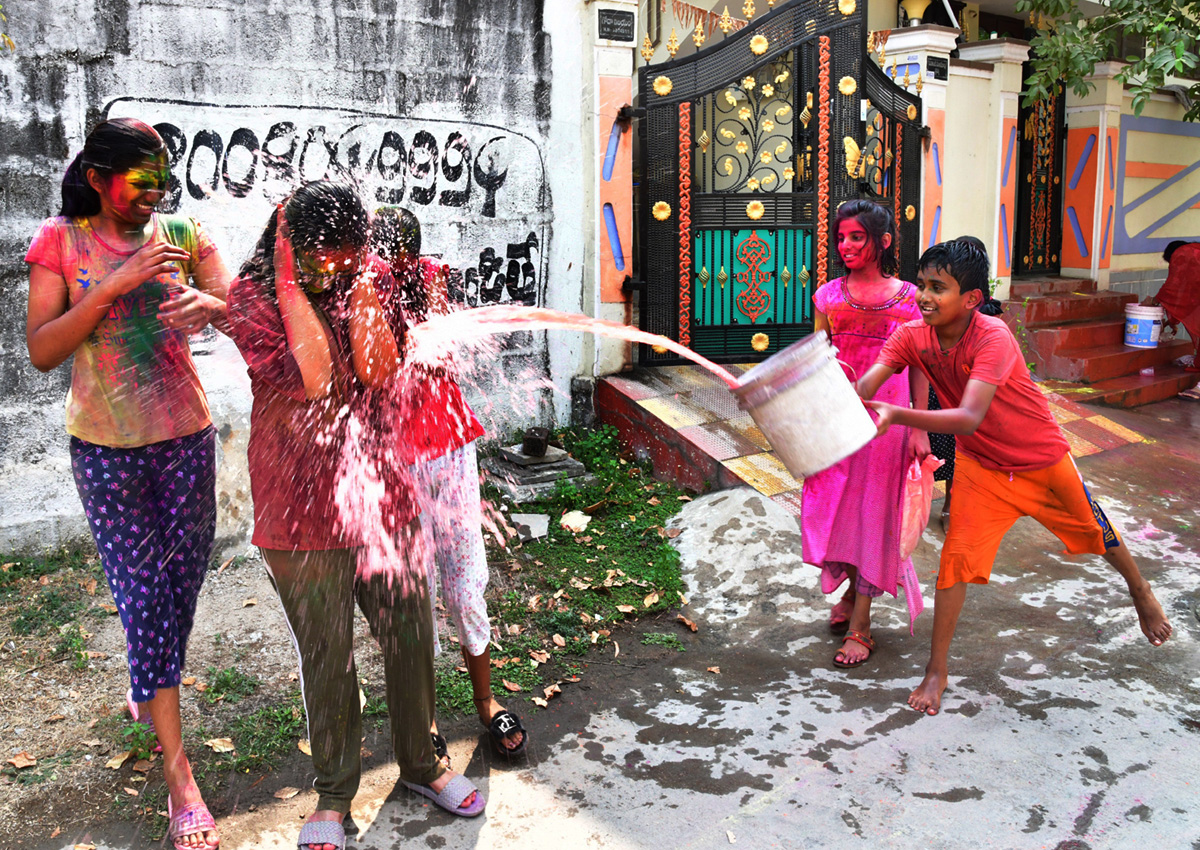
[46,398,1200,850]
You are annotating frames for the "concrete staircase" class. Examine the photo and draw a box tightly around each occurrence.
[1003,276,1198,407]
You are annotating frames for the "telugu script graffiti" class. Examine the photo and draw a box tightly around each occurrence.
[104,99,550,307]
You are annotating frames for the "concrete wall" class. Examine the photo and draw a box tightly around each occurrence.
[0,0,592,554]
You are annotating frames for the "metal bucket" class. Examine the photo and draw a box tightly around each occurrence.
[731,331,877,478]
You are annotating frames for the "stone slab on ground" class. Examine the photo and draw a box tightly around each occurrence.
[499,444,569,466]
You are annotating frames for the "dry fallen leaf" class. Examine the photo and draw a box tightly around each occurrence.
[74,844,96,850]
[182,676,196,686]
[242,598,258,608]
[502,680,521,692]
[543,683,562,700]
[132,759,153,774]
[123,787,139,797]
[82,578,98,595]
[45,714,66,724]
[678,592,690,605]
[82,739,102,748]
[298,739,312,756]
[527,594,542,611]
[51,827,61,839]
[616,604,636,614]
[105,751,132,770]
[677,614,698,633]
[8,752,36,770]
[613,641,620,658]
[590,631,599,644]
[647,496,661,506]
[564,675,581,683]
[274,786,301,800]
[194,682,209,693]
[529,650,550,664]
[205,738,235,754]
[666,527,682,539]
[506,624,522,636]
[643,591,660,607]
[552,634,566,648]
[531,697,548,708]
[707,666,721,674]
[100,604,118,615]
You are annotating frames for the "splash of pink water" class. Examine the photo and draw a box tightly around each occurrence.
[407,305,740,389]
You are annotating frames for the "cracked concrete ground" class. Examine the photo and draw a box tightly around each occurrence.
[43,399,1200,850]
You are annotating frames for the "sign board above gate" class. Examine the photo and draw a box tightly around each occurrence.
[598,9,636,43]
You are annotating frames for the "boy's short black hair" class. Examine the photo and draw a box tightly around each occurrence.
[917,240,989,296]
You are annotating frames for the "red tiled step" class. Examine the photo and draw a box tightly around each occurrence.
[1010,277,1097,298]
[1039,338,1195,382]
[1008,291,1136,327]
[1041,365,1200,407]
[1027,319,1126,355]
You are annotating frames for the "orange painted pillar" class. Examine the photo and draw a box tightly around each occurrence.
[598,75,633,304]
[995,116,1018,278]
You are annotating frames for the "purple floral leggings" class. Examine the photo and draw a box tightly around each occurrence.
[71,427,216,702]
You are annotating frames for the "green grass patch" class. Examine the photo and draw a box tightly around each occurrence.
[0,544,98,589]
[13,589,88,636]
[202,666,260,705]
[225,694,306,771]
[54,623,90,670]
[641,632,685,652]
[0,751,76,786]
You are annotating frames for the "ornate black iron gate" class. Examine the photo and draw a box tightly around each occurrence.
[635,0,922,365]
[1013,69,1065,276]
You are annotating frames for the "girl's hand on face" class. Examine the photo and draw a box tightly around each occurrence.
[273,206,298,290]
[107,241,191,296]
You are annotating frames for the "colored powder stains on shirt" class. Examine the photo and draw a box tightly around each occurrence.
[25,215,216,448]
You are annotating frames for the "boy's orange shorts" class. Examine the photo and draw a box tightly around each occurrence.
[938,452,1121,589]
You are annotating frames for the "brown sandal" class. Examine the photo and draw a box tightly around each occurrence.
[833,629,876,668]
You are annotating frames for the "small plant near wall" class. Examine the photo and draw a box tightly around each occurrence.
[0,4,14,51]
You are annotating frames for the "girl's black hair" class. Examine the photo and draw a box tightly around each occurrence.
[1163,240,1189,263]
[835,199,899,277]
[239,181,370,299]
[918,239,1004,315]
[59,119,166,218]
[371,206,430,321]
[371,206,422,264]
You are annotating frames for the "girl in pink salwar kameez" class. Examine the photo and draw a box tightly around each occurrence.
[801,200,929,668]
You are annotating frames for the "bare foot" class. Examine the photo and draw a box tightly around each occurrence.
[429,768,477,809]
[476,695,524,751]
[907,668,947,715]
[1129,581,1172,646]
[301,810,344,850]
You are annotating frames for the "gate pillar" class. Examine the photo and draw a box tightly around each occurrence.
[882,25,959,255]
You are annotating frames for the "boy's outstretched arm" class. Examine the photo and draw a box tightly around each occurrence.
[865,377,999,436]
[856,362,899,400]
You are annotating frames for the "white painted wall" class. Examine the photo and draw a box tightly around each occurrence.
[0,1,597,555]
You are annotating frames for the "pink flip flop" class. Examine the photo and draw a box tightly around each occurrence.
[168,797,219,849]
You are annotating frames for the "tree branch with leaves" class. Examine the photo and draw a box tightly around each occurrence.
[1017,0,1200,121]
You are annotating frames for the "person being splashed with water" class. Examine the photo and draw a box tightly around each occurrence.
[26,118,230,850]
[226,183,484,850]
[372,207,528,763]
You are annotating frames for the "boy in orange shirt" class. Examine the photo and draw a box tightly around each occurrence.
[857,240,1172,716]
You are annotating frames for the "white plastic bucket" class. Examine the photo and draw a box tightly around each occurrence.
[731,331,877,478]
[1124,304,1163,349]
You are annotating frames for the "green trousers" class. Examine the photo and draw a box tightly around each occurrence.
[262,524,443,814]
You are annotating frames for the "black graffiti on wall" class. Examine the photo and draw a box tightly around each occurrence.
[448,232,539,307]
[153,122,514,218]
